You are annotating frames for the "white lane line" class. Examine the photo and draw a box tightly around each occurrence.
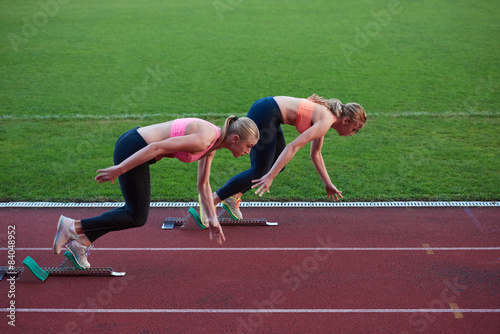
[2,110,498,120]
[2,247,500,251]
[4,308,500,313]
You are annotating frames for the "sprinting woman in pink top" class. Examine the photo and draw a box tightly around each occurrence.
[213,95,366,220]
[52,116,259,268]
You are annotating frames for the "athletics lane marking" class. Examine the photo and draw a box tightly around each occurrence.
[422,244,435,255]
[449,303,464,319]
[2,247,500,251]
[3,308,500,313]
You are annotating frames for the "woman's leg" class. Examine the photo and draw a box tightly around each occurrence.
[80,163,151,243]
[66,156,151,247]
[54,128,152,257]
[80,128,152,243]
[216,97,284,201]
[53,128,153,268]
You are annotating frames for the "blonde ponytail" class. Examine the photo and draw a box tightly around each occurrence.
[214,116,259,147]
[308,94,366,125]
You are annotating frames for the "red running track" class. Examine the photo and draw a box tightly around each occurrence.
[0,206,499,333]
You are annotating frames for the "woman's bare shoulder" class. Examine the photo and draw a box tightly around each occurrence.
[137,120,174,143]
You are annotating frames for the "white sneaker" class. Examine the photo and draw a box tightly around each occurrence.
[65,240,92,269]
[52,215,77,254]
[222,196,243,220]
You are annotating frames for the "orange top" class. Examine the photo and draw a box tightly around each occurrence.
[295,99,316,134]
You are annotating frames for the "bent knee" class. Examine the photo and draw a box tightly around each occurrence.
[131,214,148,228]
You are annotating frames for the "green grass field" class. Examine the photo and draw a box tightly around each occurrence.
[1,0,499,202]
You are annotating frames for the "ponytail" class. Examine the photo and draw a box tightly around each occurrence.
[308,93,366,125]
[214,115,259,148]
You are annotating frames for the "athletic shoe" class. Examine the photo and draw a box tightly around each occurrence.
[52,215,78,254]
[222,196,243,220]
[64,240,92,269]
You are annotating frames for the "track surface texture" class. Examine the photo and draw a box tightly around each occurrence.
[0,206,499,333]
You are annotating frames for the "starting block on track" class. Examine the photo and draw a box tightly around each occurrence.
[162,207,278,230]
[0,256,125,283]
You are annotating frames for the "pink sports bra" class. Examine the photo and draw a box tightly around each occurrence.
[170,118,220,163]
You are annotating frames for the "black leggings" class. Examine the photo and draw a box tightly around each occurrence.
[216,96,286,200]
[81,128,153,242]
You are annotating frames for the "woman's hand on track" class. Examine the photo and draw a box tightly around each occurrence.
[208,220,226,245]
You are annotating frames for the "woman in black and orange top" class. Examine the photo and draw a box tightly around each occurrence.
[213,95,367,219]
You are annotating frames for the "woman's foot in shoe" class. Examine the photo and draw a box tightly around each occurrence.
[53,215,78,254]
[64,240,92,269]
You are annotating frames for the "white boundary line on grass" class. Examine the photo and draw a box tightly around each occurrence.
[1,110,499,120]
[1,201,498,208]
[3,308,500,314]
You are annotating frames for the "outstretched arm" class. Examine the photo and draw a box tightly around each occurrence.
[251,120,331,197]
[197,151,225,244]
[310,137,343,201]
[96,130,213,184]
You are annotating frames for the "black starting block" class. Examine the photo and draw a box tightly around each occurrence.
[162,207,278,230]
[0,256,125,283]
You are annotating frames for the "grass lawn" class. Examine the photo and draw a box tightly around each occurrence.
[1,0,498,202]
